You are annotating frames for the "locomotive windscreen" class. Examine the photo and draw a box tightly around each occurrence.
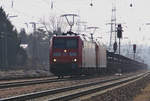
[53,38,78,49]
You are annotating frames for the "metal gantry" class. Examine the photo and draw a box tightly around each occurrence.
[106,0,117,52]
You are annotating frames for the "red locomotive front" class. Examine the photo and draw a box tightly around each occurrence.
[49,36,82,76]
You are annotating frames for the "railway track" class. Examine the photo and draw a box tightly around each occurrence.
[0,76,51,81]
[0,75,110,89]
[0,74,113,89]
[1,71,148,101]
[0,76,71,89]
[0,71,144,89]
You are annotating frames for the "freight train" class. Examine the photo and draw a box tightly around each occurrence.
[49,33,147,77]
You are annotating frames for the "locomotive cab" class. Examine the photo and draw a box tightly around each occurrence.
[50,36,82,76]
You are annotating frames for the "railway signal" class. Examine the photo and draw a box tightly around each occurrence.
[117,24,123,39]
[133,44,136,53]
[117,24,123,55]
[133,44,136,60]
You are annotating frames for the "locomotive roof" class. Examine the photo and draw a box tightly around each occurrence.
[52,34,106,47]
[53,35,80,38]
[52,34,91,41]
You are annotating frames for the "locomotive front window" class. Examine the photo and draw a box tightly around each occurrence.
[53,39,65,48]
[66,39,77,48]
[53,38,78,49]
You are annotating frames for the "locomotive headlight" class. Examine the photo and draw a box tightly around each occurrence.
[64,49,67,53]
[53,58,57,62]
[73,58,77,62]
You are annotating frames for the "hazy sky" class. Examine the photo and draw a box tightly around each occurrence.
[1,0,150,45]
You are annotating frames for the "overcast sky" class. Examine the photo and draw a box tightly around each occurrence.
[1,0,150,45]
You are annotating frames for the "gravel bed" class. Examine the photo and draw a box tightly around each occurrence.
[81,72,150,101]
[133,82,150,101]
[0,70,146,99]
[0,76,56,84]
[0,69,52,83]
[0,75,115,99]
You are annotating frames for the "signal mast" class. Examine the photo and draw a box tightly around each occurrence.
[110,2,117,52]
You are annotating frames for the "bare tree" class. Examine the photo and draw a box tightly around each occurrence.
[40,15,68,34]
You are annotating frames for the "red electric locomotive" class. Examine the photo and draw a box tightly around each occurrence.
[49,35,107,77]
[50,35,82,77]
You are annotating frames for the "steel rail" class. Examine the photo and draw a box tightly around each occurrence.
[0,77,68,89]
[0,73,130,89]
[0,74,113,89]
[0,75,54,81]
[48,72,149,101]
[1,71,148,101]
[0,74,109,89]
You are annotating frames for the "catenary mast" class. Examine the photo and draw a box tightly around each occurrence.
[108,0,117,52]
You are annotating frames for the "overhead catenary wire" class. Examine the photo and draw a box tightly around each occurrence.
[130,0,133,7]
[11,0,14,8]
[90,0,93,7]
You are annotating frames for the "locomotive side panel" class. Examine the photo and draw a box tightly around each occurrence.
[82,41,96,68]
[98,44,107,68]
